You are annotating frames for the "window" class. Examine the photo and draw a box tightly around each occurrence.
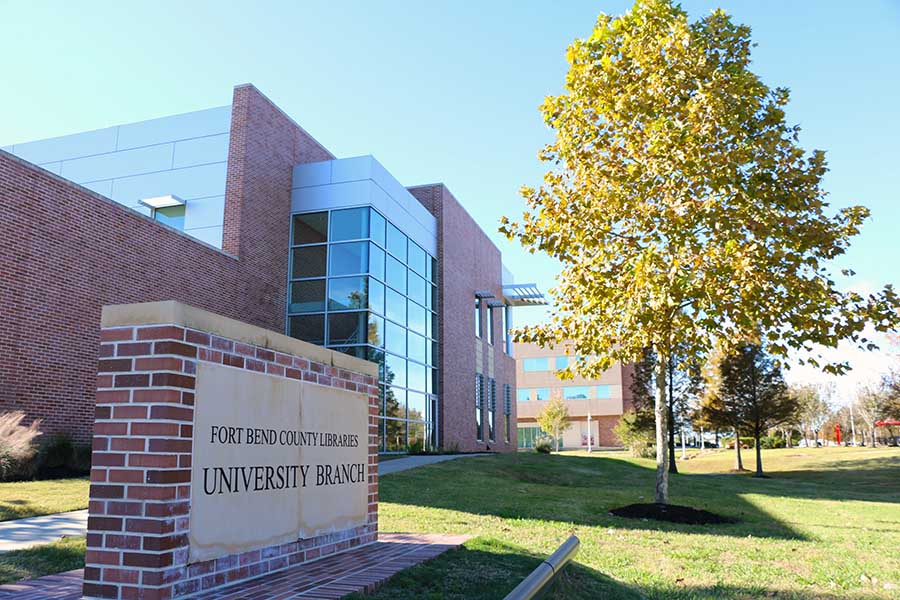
[408,361,427,392]
[330,207,369,241]
[535,388,551,401]
[407,391,427,421]
[486,307,494,345]
[596,385,612,399]
[517,388,531,402]
[563,386,591,400]
[369,244,385,280]
[293,212,328,245]
[517,426,542,449]
[386,255,406,293]
[291,246,327,279]
[329,242,368,276]
[408,331,427,364]
[289,280,326,313]
[387,223,407,261]
[385,287,405,324]
[289,315,324,346]
[408,420,426,452]
[153,205,185,230]
[503,384,512,443]
[368,314,384,347]
[328,276,367,311]
[502,306,510,354]
[385,321,406,356]
[555,356,568,370]
[327,312,367,346]
[408,300,427,335]
[368,279,385,314]
[475,299,482,338]
[408,271,427,306]
[288,209,439,454]
[385,387,405,419]
[488,378,496,442]
[370,209,386,247]
[408,242,427,275]
[523,358,549,372]
[385,353,406,388]
[475,374,484,441]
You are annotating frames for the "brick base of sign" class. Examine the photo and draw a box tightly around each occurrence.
[0,534,471,600]
[83,302,381,600]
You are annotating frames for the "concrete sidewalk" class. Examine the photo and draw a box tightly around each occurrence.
[0,510,88,552]
[379,453,492,475]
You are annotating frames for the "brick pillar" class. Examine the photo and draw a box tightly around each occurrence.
[85,324,196,600]
[84,301,380,599]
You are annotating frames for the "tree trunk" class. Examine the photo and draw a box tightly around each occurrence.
[555,426,560,452]
[667,358,678,474]
[734,426,744,471]
[715,428,720,446]
[754,424,763,477]
[700,427,705,450]
[785,427,792,448]
[654,351,669,504]
[872,428,877,448]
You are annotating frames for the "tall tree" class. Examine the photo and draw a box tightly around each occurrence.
[792,384,832,447]
[698,344,747,471]
[854,384,893,447]
[536,398,572,452]
[500,0,899,504]
[718,344,794,476]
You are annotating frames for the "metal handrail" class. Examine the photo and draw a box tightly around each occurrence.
[503,535,580,600]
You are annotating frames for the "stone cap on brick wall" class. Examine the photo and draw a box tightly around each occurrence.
[101,300,378,377]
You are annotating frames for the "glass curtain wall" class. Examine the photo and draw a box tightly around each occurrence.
[287,207,439,453]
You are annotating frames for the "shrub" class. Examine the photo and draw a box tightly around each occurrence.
[0,412,42,481]
[534,435,554,454]
[614,410,655,457]
[759,435,786,449]
[40,435,75,470]
[35,435,91,478]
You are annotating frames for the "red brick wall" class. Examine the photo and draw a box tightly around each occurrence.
[0,85,329,443]
[84,317,378,599]
[408,184,517,453]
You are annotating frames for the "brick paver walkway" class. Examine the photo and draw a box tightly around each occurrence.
[0,533,469,599]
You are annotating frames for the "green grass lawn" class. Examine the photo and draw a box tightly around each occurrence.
[2,450,898,597]
[0,477,89,522]
[0,537,85,585]
[354,446,900,599]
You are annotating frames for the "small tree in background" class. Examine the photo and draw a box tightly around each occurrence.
[793,384,832,447]
[500,0,900,504]
[537,398,572,452]
[698,345,748,471]
[854,384,894,447]
[716,344,794,476]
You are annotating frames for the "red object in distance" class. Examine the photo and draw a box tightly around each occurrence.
[835,424,842,445]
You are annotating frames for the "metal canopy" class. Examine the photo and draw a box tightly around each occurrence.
[474,290,496,299]
[502,283,547,306]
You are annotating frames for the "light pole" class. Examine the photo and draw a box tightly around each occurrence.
[587,411,592,453]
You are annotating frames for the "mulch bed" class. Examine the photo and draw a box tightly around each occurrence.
[609,503,738,525]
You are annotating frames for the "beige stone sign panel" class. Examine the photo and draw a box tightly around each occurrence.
[188,362,369,564]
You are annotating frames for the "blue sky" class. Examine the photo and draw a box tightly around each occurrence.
[3,1,899,399]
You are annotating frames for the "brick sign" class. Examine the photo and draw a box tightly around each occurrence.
[189,362,369,563]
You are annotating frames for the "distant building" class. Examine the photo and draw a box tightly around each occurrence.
[1,83,545,454]
[514,342,634,449]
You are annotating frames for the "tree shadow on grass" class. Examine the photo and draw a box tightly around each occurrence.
[380,453,814,539]
[347,536,860,600]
